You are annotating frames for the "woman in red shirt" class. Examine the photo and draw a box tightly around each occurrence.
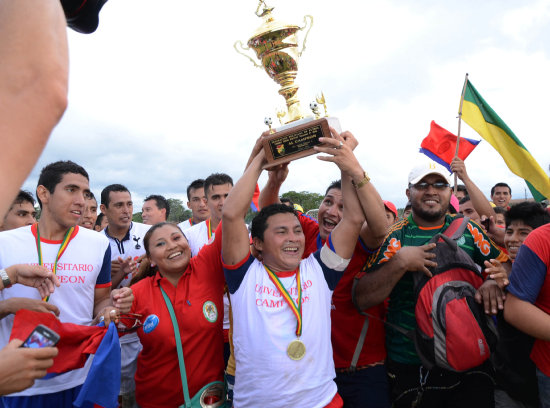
[127,222,226,408]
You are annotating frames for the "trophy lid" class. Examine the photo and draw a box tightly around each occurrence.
[248,8,300,43]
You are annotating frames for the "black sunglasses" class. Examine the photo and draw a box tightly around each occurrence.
[410,182,450,191]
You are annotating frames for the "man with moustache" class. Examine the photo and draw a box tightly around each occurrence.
[354,159,511,408]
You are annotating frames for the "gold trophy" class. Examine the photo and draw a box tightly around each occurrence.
[235,1,341,168]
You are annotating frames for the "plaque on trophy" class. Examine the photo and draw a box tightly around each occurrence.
[235,1,341,169]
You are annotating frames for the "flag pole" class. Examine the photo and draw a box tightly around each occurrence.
[455,73,469,195]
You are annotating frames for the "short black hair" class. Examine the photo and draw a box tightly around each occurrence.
[186,179,205,201]
[11,190,36,209]
[144,194,170,219]
[36,161,89,208]
[404,201,412,211]
[459,195,471,205]
[251,203,297,241]
[455,184,467,194]
[505,201,550,230]
[493,206,506,215]
[95,213,105,228]
[101,184,130,207]
[325,180,341,196]
[204,173,233,198]
[491,182,511,197]
[280,197,294,206]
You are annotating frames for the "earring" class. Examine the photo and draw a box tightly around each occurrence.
[150,262,156,268]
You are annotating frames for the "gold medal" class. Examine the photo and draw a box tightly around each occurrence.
[287,338,306,360]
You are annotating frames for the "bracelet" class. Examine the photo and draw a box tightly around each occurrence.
[0,269,12,288]
[352,172,370,190]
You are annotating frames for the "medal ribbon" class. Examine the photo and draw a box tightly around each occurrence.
[34,223,75,302]
[264,265,302,337]
[206,219,212,240]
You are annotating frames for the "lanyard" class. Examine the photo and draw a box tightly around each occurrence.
[34,223,75,302]
[264,265,302,337]
[206,219,212,240]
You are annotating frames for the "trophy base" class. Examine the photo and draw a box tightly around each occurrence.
[262,117,341,169]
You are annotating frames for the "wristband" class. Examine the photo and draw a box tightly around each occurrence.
[0,269,12,288]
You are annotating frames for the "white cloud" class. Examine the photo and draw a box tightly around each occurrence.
[20,0,550,210]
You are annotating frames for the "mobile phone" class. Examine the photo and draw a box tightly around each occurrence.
[481,218,491,231]
[20,325,60,348]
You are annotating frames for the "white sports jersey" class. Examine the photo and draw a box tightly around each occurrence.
[177,218,195,232]
[103,222,150,288]
[0,225,111,396]
[224,248,345,408]
[183,219,214,257]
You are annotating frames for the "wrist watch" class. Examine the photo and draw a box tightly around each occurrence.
[0,269,12,288]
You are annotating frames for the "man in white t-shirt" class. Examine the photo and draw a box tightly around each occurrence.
[0,161,131,407]
[183,173,233,255]
[141,194,169,226]
[222,130,366,407]
[0,191,37,232]
[178,179,210,231]
[100,183,150,407]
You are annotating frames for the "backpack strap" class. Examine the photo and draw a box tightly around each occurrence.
[349,318,369,372]
[440,215,470,241]
[351,277,415,341]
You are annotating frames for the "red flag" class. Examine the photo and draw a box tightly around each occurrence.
[420,121,480,171]
[10,310,107,373]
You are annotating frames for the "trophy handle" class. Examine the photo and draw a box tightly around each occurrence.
[234,40,262,69]
[298,15,313,57]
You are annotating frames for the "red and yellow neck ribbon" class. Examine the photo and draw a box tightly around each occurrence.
[206,218,212,240]
[33,223,76,302]
[264,265,302,337]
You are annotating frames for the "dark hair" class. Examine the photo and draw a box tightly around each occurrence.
[251,203,297,241]
[11,190,35,209]
[493,206,506,215]
[491,182,511,197]
[144,194,170,219]
[95,213,105,228]
[280,197,294,206]
[325,180,341,196]
[459,195,471,205]
[130,222,185,285]
[204,173,233,198]
[101,184,130,207]
[404,201,412,211]
[455,184,468,194]
[186,179,205,201]
[36,161,89,208]
[505,202,550,230]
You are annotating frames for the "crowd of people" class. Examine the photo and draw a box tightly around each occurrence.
[2,1,550,408]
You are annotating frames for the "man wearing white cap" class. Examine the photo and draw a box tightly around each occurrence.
[354,159,511,408]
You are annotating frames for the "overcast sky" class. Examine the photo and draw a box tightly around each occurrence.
[20,0,550,210]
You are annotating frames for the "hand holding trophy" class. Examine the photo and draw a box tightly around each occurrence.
[235,0,341,169]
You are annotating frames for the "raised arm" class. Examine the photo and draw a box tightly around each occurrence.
[340,131,387,249]
[451,157,496,219]
[314,129,365,259]
[0,0,69,219]
[222,149,266,265]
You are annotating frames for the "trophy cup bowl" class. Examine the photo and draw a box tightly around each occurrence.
[235,5,340,169]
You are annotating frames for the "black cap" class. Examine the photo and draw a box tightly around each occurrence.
[61,0,108,34]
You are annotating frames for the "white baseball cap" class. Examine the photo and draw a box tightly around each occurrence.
[408,159,452,185]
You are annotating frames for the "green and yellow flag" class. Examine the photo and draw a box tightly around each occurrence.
[461,79,550,201]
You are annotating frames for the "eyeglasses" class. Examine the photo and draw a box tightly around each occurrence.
[117,313,143,333]
[410,182,450,191]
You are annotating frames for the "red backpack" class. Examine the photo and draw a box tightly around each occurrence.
[413,215,498,372]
